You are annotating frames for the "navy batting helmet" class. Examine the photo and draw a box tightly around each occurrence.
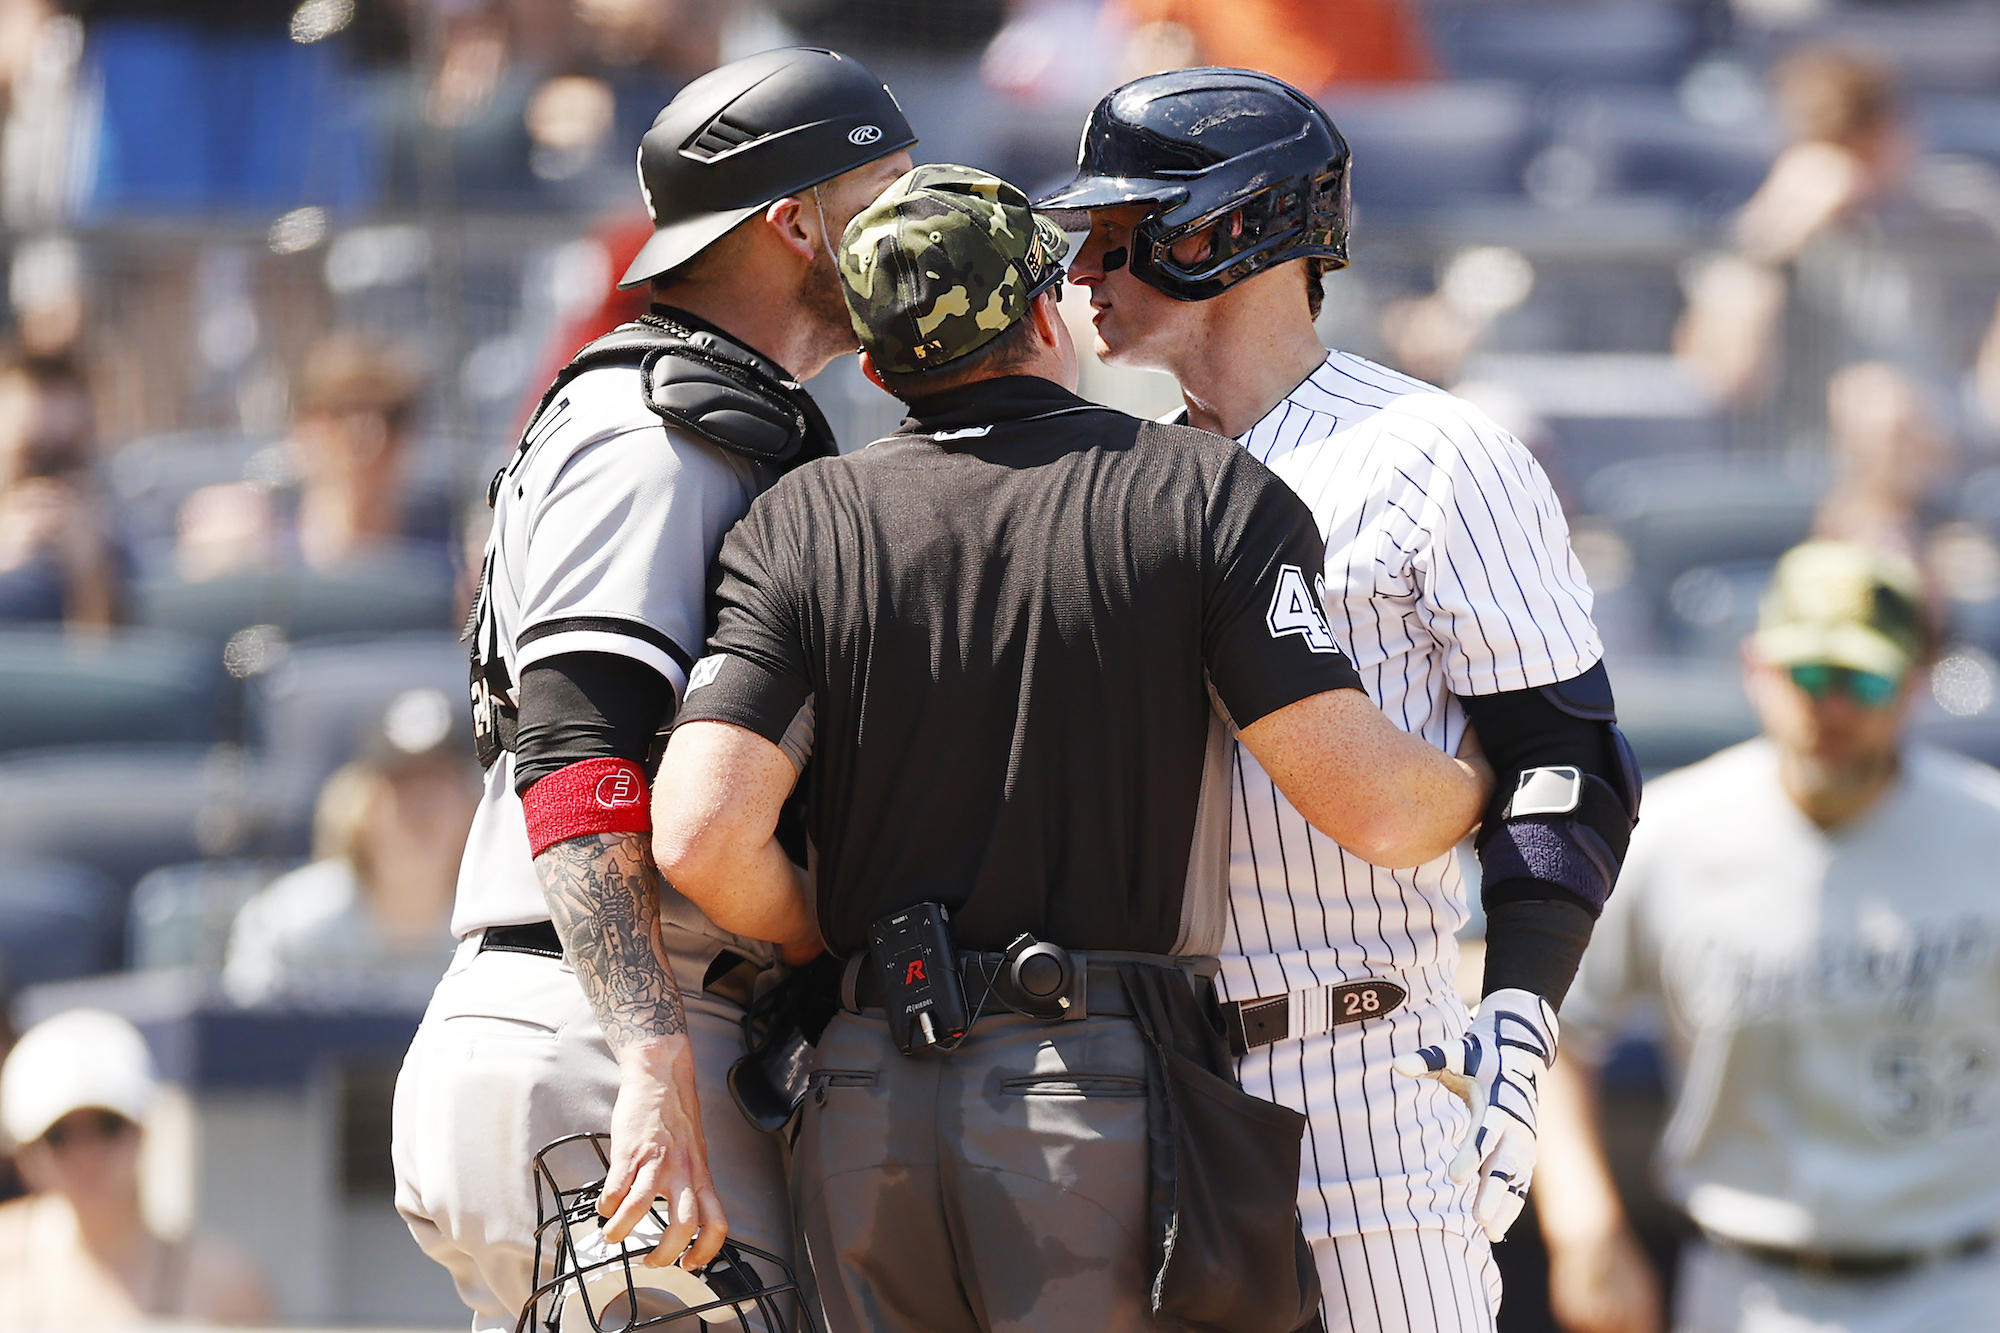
[619,47,916,290]
[1035,68,1350,302]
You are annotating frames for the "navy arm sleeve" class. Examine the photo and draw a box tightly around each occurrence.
[1457,662,1641,1007]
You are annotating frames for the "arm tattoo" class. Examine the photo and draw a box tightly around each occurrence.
[535,832,687,1048]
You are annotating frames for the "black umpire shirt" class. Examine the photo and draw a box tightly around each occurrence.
[675,375,1363,958]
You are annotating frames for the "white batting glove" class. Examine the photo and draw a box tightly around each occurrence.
[1391,987,1557,1243]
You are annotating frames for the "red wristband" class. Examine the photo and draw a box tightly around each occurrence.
[521,758,651,857]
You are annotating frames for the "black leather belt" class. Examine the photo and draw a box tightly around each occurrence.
[1720,1232,1992,1279]
[845,951,1187,1021]
[479,921,564,959]
[1220,979,1409,1057]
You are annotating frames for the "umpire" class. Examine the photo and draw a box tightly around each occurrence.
[651,165,1493,1333]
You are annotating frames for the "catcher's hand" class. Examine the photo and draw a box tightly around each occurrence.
[1392,987,1557,1243]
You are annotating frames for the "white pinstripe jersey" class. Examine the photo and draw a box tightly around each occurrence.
[1219,349,1602,1240]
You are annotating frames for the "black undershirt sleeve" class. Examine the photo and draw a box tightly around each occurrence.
[512,652,675,796]
[1456,684,1627,1009]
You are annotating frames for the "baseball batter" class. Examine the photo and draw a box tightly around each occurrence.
[1041,68,1642,1332]
[389,49,914,1329]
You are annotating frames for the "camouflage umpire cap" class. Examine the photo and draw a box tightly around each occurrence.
[838,164,1070,374]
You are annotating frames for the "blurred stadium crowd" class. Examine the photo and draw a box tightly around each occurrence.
[0,0,1995,1326]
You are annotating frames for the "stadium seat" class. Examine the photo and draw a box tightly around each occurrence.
[128,858,293,974]
[1427,0,1700,88]
[0,860,125,991]
[105,429,275,567]
[0,744,309,893]
[1605,655,1758,777]
[1322,82,1534,211]
[0,627,225,753]
[1911,94,2000,171]
[247,631,469,793]
[133,552,457,647]
[1586,456,1824,657]
[1543,87,1777,213]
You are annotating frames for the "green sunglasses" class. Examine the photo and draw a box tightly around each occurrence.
[1787,662,1900,708]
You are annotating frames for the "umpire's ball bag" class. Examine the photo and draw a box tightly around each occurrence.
[1120,964,1323,1333]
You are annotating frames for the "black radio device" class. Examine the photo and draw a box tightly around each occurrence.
[867,903,971,1056]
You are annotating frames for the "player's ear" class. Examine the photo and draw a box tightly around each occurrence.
[857,349,888,392]
[761,196,815,264]
[1029,290,1063,349]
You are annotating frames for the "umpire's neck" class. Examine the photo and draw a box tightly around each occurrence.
[1171,261,1328,441]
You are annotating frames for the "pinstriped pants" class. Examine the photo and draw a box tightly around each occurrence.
[1314,1230,1501,1333]
[1232,985,1502,1333]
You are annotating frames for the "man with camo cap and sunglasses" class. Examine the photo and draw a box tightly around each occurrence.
[1535,539,2000,1333]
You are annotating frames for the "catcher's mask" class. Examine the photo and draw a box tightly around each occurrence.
[515,1134,814,1333]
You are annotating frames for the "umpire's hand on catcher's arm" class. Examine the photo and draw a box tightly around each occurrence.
[534,830,731,1270]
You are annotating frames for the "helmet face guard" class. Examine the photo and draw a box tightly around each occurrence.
[1130,161,1350,302]
[515,1134,815,1333]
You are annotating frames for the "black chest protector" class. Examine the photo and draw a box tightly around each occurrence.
[466,310,838,768]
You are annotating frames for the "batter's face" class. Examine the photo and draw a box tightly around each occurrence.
[1067,205,1209,372]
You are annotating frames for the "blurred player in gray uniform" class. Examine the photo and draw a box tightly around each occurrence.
[1538,541,2000,1333]
[1042,69,1641,1332]
[390,49,913,1328]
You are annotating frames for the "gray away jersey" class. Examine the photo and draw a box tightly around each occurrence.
[1220,350,1602,1241]
[1565,739,2000,1253]
[454,363,767,937]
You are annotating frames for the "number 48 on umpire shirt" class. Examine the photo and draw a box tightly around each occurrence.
[674,373,1368,958]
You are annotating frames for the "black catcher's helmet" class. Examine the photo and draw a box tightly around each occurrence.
[619,47,916,289]
[1036,67,1350,302]
[515,1135,814,1333]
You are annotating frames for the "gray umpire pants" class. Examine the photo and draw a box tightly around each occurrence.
[793,1007,1165,1333]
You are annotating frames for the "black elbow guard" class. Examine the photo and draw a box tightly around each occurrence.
[1460,662,1641,919]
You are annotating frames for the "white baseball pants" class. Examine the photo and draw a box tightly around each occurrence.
[391,934,790,1331]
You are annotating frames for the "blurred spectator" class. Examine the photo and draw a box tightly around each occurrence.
[7,231,86,357]
[772,0,1008,166]
[1977,290,2000,441]
[1378,244,1538,389]
[1673,46,1977,447]
[0,1007,17,1207]
[1813,361,1954,561]
[0,349,117,627]
[0,1009,270,1325]
[1110,0,1434,90]
[520,212,656,426]
[175,331,436,580]
[383,1,540,207]
[0,0,84,232]
[223,686,473,1006]
[1538,542,2000,1333]
[526,0,722,198]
